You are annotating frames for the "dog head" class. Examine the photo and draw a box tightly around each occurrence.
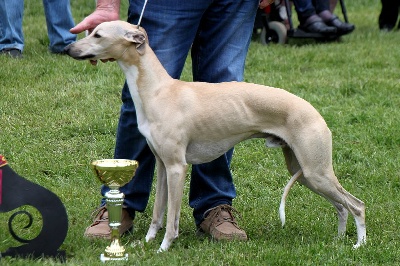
[65,20,148,63]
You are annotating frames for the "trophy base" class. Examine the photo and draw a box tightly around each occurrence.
[100,253,128,262]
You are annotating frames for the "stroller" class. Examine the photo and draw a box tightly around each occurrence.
[253,0,350,45]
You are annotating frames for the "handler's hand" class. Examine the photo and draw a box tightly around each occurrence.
[70,9,119,65]
[70,10,119,34]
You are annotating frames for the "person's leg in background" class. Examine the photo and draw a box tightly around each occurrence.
[379,0,400,30]
[0,0,24,57]
[292,0,336,34]
[314,0,355,35]
[42,0,76,53]
[329,0,337,12]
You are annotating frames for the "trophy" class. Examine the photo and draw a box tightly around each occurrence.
[91,159,138,262]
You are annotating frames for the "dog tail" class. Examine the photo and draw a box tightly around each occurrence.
[279,169,302,227]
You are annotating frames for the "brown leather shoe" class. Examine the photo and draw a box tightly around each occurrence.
[84,206,133,239]
[199,204,247,241]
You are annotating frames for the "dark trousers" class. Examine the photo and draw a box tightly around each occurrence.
[379,0,400,30]
[292,0,331,24]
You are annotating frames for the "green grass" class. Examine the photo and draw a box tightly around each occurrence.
[1,0,399,265]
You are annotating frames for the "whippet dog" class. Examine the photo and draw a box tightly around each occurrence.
[65,21,366,252]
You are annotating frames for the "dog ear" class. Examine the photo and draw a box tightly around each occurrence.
[124,31,146,55]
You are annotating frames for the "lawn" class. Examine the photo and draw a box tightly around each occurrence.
[1,0,399,265]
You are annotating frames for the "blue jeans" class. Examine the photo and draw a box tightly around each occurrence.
[101,0,259,226]
[0,0,76,53]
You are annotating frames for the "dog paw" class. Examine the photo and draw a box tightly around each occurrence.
[352,240,366,249]
[145,230,157,242]
[145,233,155,243]
[157,247,166,253]
[146,224,162,242]
[158,239,171,252]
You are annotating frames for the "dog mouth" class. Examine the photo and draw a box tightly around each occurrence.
[65,45,116,64]
[73,54,96,60]
[64,47,96,60]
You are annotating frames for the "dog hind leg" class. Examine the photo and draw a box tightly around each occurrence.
[282,146,365,248]
[298,172,366,248]
[283,145,349,236]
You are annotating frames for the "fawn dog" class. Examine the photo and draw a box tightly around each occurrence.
[65,21,366,252]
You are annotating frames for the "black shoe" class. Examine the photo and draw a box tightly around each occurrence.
[300,20,337,35]
[325,15,355,35]
[0,48,23,58]
[300,16,337,35]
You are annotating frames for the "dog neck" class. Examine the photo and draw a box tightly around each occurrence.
[116,43,173,143]
[118,43,172,95]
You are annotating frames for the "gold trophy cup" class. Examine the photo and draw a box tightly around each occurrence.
[91,159,138,262]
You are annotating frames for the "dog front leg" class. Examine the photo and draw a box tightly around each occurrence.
[159,163,187,252]
[146,158,167,243]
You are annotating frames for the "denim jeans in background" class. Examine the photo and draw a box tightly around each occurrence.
[0,0,76,53]
[42,0,76,53]
[101,0,259,226]
[0,0,24,51]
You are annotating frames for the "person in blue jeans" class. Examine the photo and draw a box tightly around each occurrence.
[292,0,354,35]
[71,0,271,241]
[0,0,76,58]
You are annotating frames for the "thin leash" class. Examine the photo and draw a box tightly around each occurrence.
[137,0,149,28]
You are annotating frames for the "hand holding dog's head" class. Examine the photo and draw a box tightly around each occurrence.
[65,21,147,65]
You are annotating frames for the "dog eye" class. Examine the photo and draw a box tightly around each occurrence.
[93,33,102,38]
